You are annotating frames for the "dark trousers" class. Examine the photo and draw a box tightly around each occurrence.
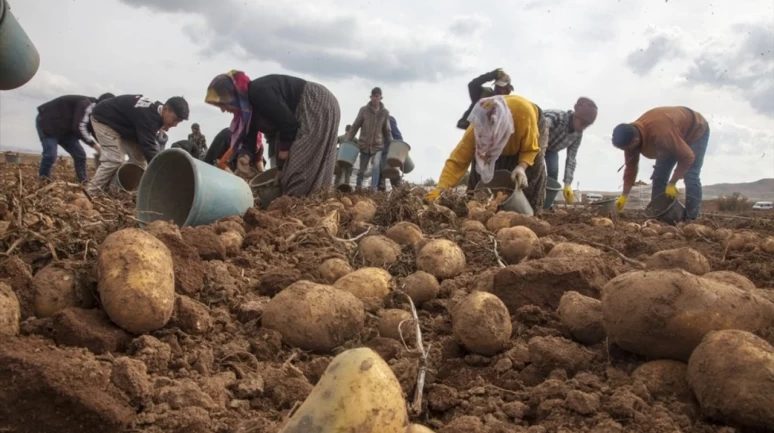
[35,115,88,182]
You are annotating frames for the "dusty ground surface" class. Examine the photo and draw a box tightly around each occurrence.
[1,161,773,433]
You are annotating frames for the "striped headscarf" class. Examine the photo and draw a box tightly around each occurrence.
[205,70,252,168]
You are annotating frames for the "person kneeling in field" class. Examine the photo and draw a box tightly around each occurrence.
[86,94,189,195]
[611,106,710,220]
[427,94,549,212]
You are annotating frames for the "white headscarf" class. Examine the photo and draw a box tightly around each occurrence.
[467,95,514,184]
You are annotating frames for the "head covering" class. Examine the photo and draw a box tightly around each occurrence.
[371,87,382,96]
[612,123,636,148]
[205,70,252,166]
[574,97,598,124]
[467,95,515,184]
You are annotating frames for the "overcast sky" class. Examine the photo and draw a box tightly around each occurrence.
[1,0,772,191]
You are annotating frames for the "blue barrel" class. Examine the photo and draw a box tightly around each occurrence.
[136,148,254,227]
[543,177,562,209]
[337,141,359,167]
[0,0,41,91]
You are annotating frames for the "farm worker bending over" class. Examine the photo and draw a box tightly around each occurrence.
[344,87,393,191]
[205,71,341,196]
[35,92,115,183]
[544,97,598,205]
[457,68,513,130]
[86,94,189,195]
[428,94,549,212]
[378,116,404,191]
[611,106,710,220]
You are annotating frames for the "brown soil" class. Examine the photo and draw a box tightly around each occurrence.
[1,161,773,433]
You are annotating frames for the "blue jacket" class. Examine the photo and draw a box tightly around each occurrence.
[389,116,402,140]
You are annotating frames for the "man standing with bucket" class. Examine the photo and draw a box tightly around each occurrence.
[611,106,710,220]
[543,97,598,206]
[378,116,404,191]
[86,94,190,195]
[344,87,392,191]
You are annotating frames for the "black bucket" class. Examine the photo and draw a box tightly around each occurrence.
[645,194,685,225]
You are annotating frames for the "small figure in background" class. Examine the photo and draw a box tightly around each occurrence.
[188,123,208,157]
[345,87,392,191]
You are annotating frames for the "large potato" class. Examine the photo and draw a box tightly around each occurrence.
[32,263,94,318]
[558,291,605,345]
[687,330,774,429]
[510,214,551,237]
[98,228,176,334]
[359,235,402,267]
[496,226,538,264]
[761,237,774,254]
[416,239,466,279]
[279,347,408,433]
[601,270,774,361]
[402,271,440,306]
[0,282,20,336]
[644,247,711,275]
[379,309,414,341]
[318,258,353,284]
[703,270,755,291]
[334,267,392,300]
[547,242,602,259]
[452,292,512,356]
[486,211,517,233]
[632,360,691,400]
[385,222,424,246]
[263,280,364,351]
[350,201,377,223]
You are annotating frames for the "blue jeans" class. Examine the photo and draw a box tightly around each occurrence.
[651,127,710,220]
[355,151,382,190]
[35,115,88,182]
[545,150,560,182]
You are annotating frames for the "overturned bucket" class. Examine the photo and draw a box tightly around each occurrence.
[112,162,144,192]
[645,194,685,225]
[543,177,562,209]
[249,168,282,209]
[386,140,410,168]
[136,148,254,227]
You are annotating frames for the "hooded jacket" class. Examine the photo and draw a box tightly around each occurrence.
[37,95,99,145]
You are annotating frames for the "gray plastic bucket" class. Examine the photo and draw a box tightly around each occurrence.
[475,170,533,215]
[543,177,562,209]
[337,141,359,168]
[112,162,145,192]
[3,152,20,163]
[386,140,411,168]
[645,194,685,225]
[589,198,617,215]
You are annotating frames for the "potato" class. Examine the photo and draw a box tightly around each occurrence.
[547,242,602,259]
[334,267,392,299]
[72,196,93,211]
[219,231,244,256]
[601,270,774,361]
[452,292,512,356]
[317,210,340,236]
[214,219,247,237]
[741,231,761,247]
[687,330,774,429]
[621,222,641,233]
[469,208,494,224]
[32,263,93,318]
[510,214,551,237]
[98,228,175,334]
[644,247,710,275]
[641,227,659,238]
[385,222,424,246]
[760,237,774,254]
[486,211,517,232]
[402,271,440,306]
[713,228,733,242]
[279,348,408,433]
[318,258,353,284]
[340,197,353,207]
[703,270,756,291]
[350,201,377,223]
[379,309,414,341]
[460,220,487,233]
[263,280,364,351]
[590,217,613,228]
[558,291,605,345]
[662,233,675,240]
[407,425,435,433]
[682,223,713,239]
[144,220,182,240]
[0,282,21,336]
[496,226,538,264]
[416,239,466,279]
[725,233,749,251]
[632,360,692,401]
[359,235,402,266]
[657,225,678,235]
[466,200,482,211]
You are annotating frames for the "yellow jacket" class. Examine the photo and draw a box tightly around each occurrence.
[429,95,540,200]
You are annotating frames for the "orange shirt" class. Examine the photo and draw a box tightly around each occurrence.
[623,107,708,191]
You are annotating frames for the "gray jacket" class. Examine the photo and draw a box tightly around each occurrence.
[346,102,393,153]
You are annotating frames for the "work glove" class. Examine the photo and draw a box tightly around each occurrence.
[563,184,575,204]
[616,195,628,213]
[425,188,441,202]
[665,183,679,198]
[511,166,528,190]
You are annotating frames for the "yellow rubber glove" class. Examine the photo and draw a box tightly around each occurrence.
[665,183,678,198]
[616,195,628,213]
[563,184,575,204]
[425,188,441,202]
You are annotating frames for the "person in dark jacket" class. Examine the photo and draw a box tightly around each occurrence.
[205,71,341,196]
[86,94,189,194]
[170,139,203,159]
[456,69,512,130]
[203,127,233,165]
[36,93,114,182]
[378,116,403,191]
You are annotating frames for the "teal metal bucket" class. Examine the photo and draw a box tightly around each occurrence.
[403,154,415,174]
[543,177,562,209]
[0,0,41,91]
[386,140,411,168]
[136,148,254,227]
[337,141,359,168]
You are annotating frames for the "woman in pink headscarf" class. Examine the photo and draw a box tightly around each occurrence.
[205,71,341,197]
